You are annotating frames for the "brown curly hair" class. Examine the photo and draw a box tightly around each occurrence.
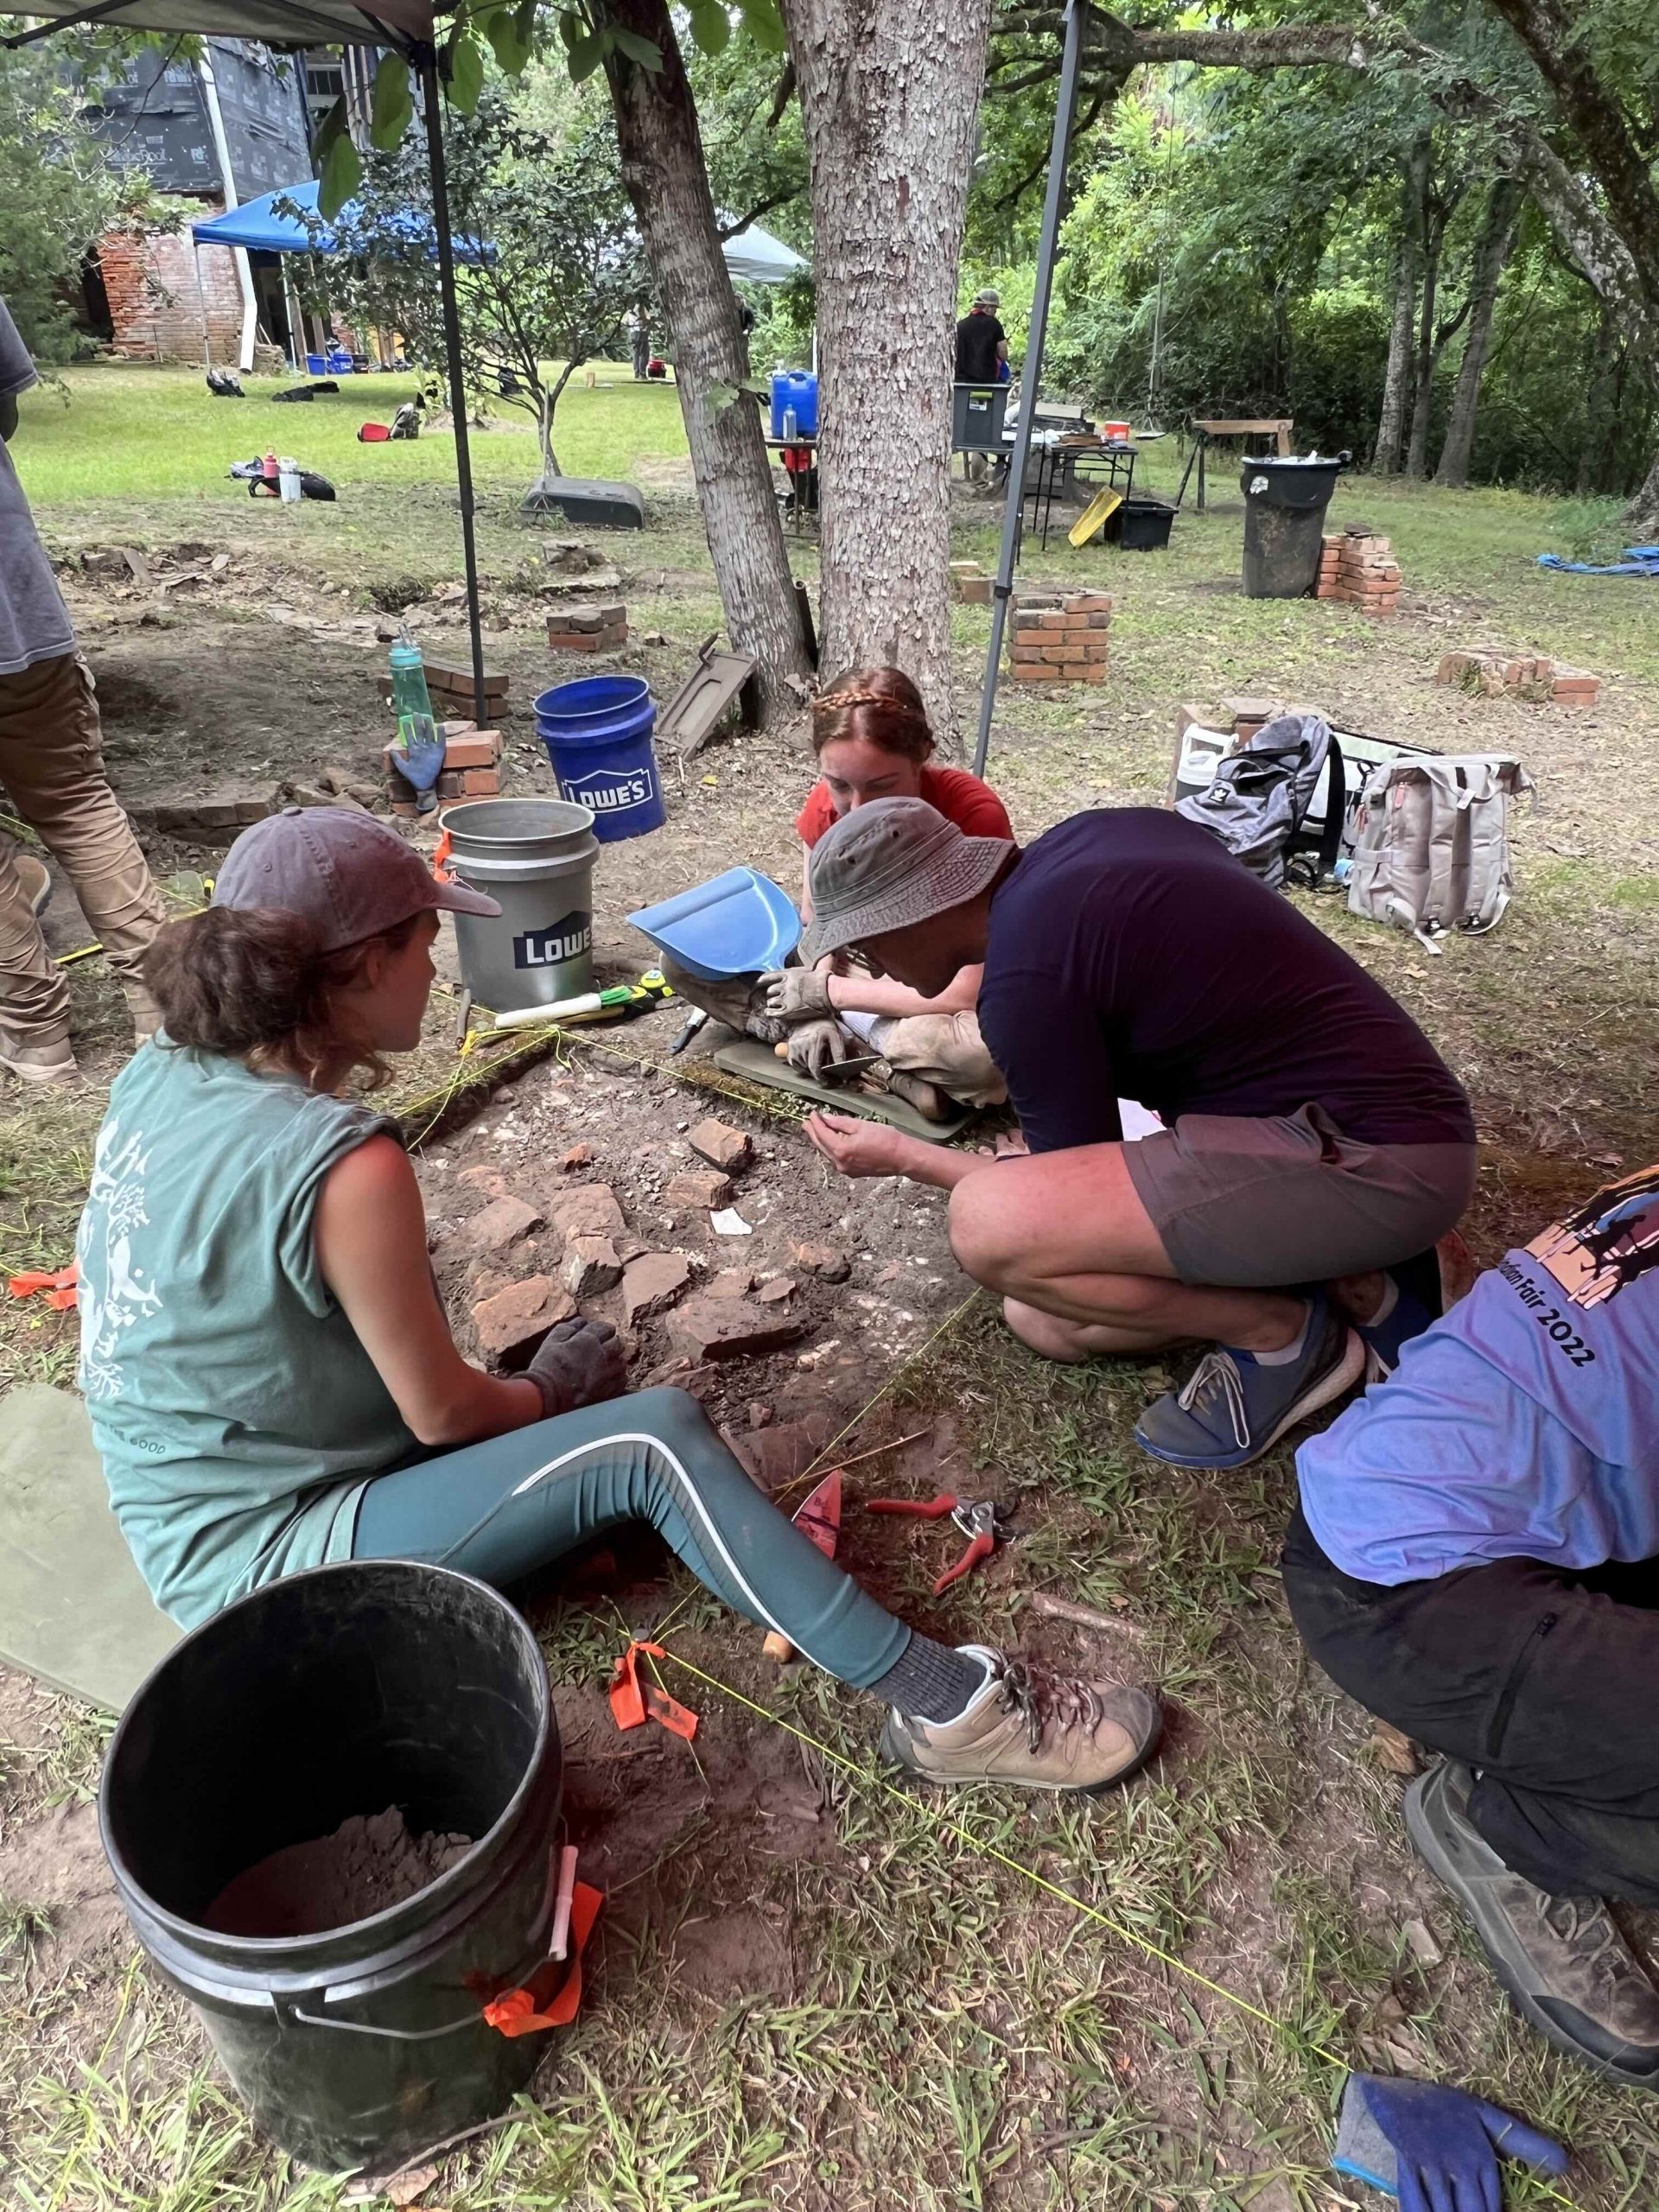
[143,906,425,1091]
[811,665,935,764]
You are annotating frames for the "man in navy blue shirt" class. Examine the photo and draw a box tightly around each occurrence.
[801,799,1476,1469]
[1287,1162,1659,2091]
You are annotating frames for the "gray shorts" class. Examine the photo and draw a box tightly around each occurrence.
[1122,1103,1477,1287]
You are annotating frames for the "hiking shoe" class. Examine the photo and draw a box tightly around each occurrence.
[0,1031,81,1085]
[1356,1271,1436,1383]
[1406,1759,1659,2091]
[865,1060,950,1122]
[881,1645,1161,1794]
[1135,1294,1363,1469]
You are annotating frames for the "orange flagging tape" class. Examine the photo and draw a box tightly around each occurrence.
[482,1881,603,2036]
[8,1261,77,1311]
[608,1640,699,1740]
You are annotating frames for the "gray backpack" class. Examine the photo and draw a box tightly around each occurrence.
[1173,713,1334,889]
[1345,753,1533,950]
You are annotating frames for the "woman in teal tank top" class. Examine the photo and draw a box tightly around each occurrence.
[76,806,1159,1796]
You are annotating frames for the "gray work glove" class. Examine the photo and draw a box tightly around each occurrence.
[786,1017,855,1081]
[526,1317,628,1418]
[761,965,836,1023]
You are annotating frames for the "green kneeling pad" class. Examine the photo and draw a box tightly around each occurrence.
[711,1037,978,1144]
[0,1383,181,1712]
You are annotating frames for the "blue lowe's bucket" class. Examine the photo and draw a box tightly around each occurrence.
[533,676,666,843]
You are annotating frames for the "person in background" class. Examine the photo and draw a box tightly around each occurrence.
[0,294,165,1084]
[627,304,651,381]
[955,288,1008,383]
[955,289,1009,486]
[800,798,1477,1471]
[1284,1163,1659,2092]
[78,805,1162,1799]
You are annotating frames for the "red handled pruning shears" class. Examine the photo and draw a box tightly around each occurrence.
[865,1494,1011,1595]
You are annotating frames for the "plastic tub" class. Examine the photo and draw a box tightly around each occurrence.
[534,675,665,842]
[1109,495,1176,550]
[304,352,326,377]
[439,795,599,1007]
[99,1560,563,2171]
[769,369,819,440]
[952,382,1008,451]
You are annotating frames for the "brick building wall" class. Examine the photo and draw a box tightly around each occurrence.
[98,197,245,364]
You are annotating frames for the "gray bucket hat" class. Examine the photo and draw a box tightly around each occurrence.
[800,798,1014,964]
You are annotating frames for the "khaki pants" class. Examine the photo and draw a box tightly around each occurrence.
[868,1010,1007,1109]
[0,653,165,1043]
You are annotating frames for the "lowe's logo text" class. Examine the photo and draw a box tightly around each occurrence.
[514,912,593,969]
[562,766,658,812]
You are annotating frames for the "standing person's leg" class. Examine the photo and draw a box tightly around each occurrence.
[352,1385,1162,1791]
[0,812,75,1076]
[0,655,165,1043]
[1281,1509,1659,2086]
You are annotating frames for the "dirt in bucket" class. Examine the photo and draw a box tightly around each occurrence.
[203,1808,474,1937]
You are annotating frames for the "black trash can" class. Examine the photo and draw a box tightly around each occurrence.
[99,1560,563,2171]
[1239,452,1350,598]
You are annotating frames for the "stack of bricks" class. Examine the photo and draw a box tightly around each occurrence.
[547,601,627,653]
[386,722,504,816]
[950,559,993,606]
[1316,525,1402,616]
[1435,649,1600,707]
[1007,587,1113,683]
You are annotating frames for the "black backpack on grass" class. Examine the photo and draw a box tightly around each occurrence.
[1175,713,1343,890]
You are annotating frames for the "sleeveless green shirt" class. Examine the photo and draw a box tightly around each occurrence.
[77,1041,416,1627]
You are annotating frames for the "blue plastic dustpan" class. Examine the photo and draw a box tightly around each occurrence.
[628,868,801,981]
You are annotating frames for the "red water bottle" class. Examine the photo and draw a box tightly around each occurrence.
[262,449,279,483]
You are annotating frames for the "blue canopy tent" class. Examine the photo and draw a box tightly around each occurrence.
[190,178,494,265]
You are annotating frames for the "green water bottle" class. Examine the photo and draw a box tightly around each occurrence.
[388,638,442,813]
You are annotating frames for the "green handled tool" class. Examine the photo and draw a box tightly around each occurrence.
[491,970,674,1033]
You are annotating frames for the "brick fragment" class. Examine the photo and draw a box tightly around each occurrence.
[622,1250,695,1323]
[562,1234,623,1299]
[666,1168,736,1211]
[669,1295,805,1363]
[689,1119,753,1173]
[789,1241,850,1281]
[472,1275,575,1363]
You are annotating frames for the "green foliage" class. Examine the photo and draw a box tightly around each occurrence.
[370,53,413,152]
[0,43,176,363]
[293,86,645,475]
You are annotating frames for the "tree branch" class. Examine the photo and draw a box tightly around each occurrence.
[766,58,796,130]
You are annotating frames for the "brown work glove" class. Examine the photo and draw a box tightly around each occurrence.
[526,1317,628,1419]
[786,1017,856,1081]
[761,966,836,1023]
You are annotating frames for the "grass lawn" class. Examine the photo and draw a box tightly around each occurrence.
[12,359,690,503]
[2,362,1658,2211]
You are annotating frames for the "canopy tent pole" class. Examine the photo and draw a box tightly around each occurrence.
[971,0,1086,779]
[417,49,488,731]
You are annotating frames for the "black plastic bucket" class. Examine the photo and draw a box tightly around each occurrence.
[99,1560,563,2171]
[1240,453,1349,597]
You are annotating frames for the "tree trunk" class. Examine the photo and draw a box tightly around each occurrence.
[1372,137,1427,475]
[1435,178,1523,487]
[783,0,995,741]
[601,0,810,723]
[1626,446,1659,537]
[1403,222,1442,480]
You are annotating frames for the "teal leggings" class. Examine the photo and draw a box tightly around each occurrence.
[352,1385,911,1690]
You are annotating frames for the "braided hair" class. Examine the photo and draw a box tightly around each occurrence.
[811,665,935,763]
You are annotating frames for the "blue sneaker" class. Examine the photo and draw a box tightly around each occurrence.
[1135,1295,1364,1469]
[1355,1272,1434,1383]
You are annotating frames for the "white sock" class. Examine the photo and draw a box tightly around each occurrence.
[1246,1300,1313,1367]
[1366,1274,1400,1326]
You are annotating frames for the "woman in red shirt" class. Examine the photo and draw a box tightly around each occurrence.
[763,668,1013,1118]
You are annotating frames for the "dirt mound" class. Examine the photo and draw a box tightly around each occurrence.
[203,1808,473,1937]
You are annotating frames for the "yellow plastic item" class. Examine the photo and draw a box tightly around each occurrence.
[1070,486,1123,548]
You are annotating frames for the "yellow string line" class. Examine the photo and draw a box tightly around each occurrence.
[654,1646,1584,2209]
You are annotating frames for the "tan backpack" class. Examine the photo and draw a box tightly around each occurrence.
[1346,754,1534,951]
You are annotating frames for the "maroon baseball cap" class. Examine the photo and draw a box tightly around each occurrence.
[212,805,499,950]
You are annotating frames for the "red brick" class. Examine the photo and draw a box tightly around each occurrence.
[442,728,502,769]
[461,767,501,794]
[548,631,601,652]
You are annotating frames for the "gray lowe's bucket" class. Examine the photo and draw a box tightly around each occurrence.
[439,798,598,1011]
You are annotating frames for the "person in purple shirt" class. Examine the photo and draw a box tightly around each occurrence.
[799,800,1476,1470]
[1287,1161,1659,2093]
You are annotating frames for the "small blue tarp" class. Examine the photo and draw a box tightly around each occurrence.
[191,180,493,264]
[1536,544,1659,577]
